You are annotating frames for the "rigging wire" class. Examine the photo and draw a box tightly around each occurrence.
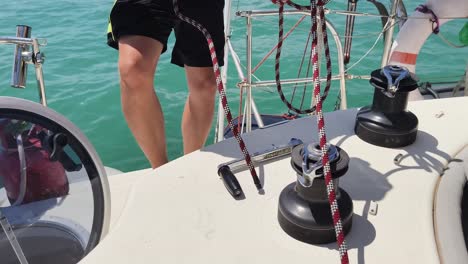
[345,19,398,73]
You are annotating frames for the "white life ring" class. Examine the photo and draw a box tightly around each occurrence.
[389,0,468,72]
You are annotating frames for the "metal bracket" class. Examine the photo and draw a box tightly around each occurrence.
[299,143,339,187]
[0,210,29,264]
[381,65,409,97]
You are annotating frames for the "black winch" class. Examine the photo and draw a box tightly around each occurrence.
[277,142,353,244]
[355,65,419,148]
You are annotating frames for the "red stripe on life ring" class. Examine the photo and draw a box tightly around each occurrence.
[390,51,418,65]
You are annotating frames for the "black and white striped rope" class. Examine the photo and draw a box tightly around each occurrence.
[272,0,333,115]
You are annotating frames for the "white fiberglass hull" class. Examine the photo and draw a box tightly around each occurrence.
[81,96,468,264]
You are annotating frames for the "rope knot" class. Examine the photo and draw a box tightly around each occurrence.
[415,4,440,34]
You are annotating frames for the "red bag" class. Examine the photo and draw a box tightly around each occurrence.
[0,121,69,205]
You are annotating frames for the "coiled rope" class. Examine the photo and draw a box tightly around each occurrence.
[273,0,332,114]
[272,0,349,263]
[173,0,261,190]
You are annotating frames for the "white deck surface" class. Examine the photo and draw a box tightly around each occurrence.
[82,97,468,264]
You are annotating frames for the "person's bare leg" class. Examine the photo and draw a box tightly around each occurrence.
[118,36,168,168]
[182,66,217,154]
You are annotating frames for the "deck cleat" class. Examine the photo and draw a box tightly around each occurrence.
[355,65,419,148]
[277,142,353,244]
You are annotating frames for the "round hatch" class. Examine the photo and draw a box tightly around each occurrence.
[0,97,111,264]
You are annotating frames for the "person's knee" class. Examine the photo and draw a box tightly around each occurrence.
[190,83,217,105]
[118,36,161,92]
[187,70,217,98]
[119,57,154,91]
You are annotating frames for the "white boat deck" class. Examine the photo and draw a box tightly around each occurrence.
[83,97,468,264]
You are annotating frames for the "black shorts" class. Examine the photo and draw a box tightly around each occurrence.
[107,0,225,67]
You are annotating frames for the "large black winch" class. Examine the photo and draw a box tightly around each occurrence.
[355,65,419,148]
[277,142,353,244]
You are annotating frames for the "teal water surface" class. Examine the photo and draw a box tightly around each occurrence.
[0,0,466,172]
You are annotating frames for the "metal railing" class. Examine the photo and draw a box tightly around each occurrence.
[215,0,404,142]
[0,25,48,106]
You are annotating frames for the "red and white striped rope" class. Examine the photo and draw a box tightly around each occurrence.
[273,0,349,263]
[311,1,349,262]
[173,0,261,189]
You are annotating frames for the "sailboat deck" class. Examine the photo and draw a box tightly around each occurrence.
[84,97,468,264]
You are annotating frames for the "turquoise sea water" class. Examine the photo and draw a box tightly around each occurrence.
[0,0,466,172]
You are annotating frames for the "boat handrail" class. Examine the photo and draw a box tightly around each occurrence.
[216,1,392,141]
[0,27,48,107]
